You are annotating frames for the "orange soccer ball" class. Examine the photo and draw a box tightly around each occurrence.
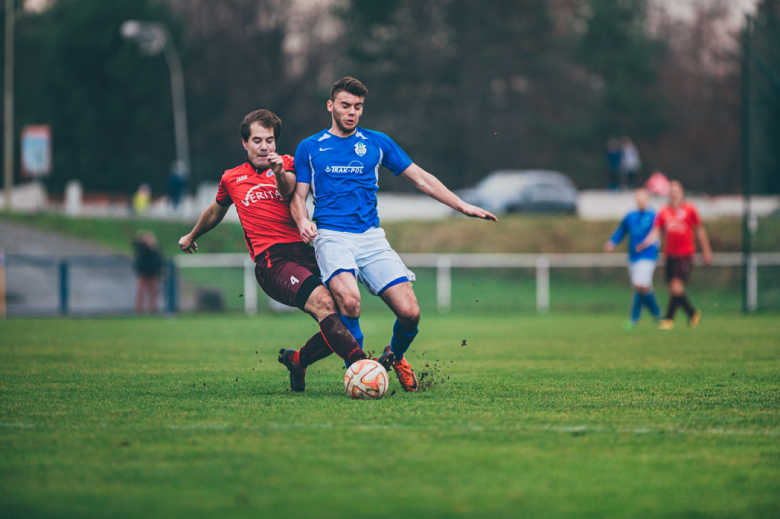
[344,359,389,400]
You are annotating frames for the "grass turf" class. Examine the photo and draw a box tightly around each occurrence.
[1,312,779,518]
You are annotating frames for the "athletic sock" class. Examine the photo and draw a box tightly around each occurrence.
[643,291,661,319]
[630,292,642,322]
[319,314,366,366]
[665,296,680,320]
[678,294,696,318]
[339,314,364,367]
[338,315,364,348]
[297,332,334,368]
[390,319,418,361]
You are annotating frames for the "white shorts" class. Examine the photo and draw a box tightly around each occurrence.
[313,227,415,296]
[628,259,656,288]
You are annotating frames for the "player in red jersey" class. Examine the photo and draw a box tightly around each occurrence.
[179,110,390,391]
[638,180,712,330]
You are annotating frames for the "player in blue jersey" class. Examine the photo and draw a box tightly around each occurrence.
[604,187,662,329]
[291,77,497,392]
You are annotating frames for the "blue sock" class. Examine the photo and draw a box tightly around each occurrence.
[631,292,642,323]
[643,292,661,319]
[390,319,418,361]
[339,315,363,367]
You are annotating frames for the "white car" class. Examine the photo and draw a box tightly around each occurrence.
[457,170,578,214]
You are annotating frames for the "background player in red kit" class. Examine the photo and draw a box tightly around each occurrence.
[638,180,712,330]
[178,109,385,392]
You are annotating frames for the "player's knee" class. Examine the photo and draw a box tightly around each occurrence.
[397,302,420,328]
[305,286,336,319]
[338,295,361,318]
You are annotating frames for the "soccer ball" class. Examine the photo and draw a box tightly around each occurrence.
[344,359,389,400]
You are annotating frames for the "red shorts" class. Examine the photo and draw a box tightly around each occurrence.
[254,243,323,310]
[665,255,693,284]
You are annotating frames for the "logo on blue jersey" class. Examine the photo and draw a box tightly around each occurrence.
[325,161,364,174]
[354,142,367,157]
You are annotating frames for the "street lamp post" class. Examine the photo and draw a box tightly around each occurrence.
[121,20,190,176]
[3,0,14,210]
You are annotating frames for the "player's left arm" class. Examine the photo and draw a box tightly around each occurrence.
[696,225,713,265]
[400,164,497,222]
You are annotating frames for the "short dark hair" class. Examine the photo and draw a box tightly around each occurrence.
[240,109,282,142]
[330,77,368,101]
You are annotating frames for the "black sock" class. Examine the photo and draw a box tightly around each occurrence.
[299,332,333,368]
[678,294,695,318]
[665,296,680,320]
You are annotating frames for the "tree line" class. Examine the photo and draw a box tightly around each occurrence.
[1,0,777,197]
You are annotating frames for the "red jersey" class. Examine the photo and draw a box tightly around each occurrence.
[216,156,303,261]
[654,202,701,257]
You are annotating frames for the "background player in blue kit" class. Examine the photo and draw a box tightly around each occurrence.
[291,77,497,391]
[604,187,662,329]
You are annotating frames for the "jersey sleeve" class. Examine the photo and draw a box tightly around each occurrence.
[609,216,628,245]
[282,154,295,172]
[687,205,702,228]
[294,141,313,183]
[375,132,413,176]
[216,175,233,206]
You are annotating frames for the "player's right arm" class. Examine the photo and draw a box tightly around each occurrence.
[605,216,627,252]
[179,201,229,254]
[291,182,317,243]
[292,140,318,243]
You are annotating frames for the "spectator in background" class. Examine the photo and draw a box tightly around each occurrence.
[606,138,622,190]
[167,160,187,216]
[132,183,152,215]
[133,230,163,313]
[618,137,641,189]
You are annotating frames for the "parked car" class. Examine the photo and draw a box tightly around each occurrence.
[457,170,578,214]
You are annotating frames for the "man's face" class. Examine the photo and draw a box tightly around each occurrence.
[327,91,364,134]
[635,188,650,211]
[669,182,684,206]
[242,123,276,169]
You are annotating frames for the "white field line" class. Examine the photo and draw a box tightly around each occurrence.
[266,422,780,437]
[0,422,35,428]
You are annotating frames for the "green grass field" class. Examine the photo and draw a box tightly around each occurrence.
[2,311,779,518]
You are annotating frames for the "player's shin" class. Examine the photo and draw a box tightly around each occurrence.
[631,292,642,323]
[320,314,366,366]
[643,292,661,318]
[390,318,418,361]
[338,314,364,367]
[298,332,334,368]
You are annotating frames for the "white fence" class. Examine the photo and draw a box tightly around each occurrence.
[174,252,780,315]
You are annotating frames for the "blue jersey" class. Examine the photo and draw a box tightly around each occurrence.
[609,209,659,262]
[295,127,413,233]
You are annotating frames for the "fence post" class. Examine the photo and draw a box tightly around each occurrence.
[746,253,758,312]
[536,256,550,314]
[167,260,177,313]
[59,260,68,315]
[436,256,451,313]
[0,249,5,318]
[244,256,257,316]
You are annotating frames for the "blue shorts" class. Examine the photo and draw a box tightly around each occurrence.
[313,227,415,296]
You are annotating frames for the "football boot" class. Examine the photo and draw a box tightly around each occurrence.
[277,349,306,392]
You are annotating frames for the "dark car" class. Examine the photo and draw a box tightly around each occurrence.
[457,170,578,214]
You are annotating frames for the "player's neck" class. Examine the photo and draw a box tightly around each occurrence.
[247,157,266,172]
[329,123,356,138]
